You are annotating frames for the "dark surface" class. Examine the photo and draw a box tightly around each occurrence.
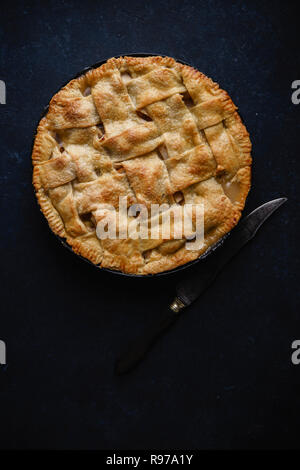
[0,0,299,450]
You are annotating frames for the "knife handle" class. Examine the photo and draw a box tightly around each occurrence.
[115,298,186,375]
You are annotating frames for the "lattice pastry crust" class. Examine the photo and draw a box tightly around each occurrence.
[32,56,252,275]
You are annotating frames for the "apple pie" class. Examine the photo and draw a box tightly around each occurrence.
[32,56,251,274]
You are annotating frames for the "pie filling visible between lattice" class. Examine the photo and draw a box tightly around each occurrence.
[32,56,252,275]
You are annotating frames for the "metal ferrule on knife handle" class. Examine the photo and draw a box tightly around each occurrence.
[169,297,186,313]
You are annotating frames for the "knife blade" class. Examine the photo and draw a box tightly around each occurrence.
[115,197,287,375]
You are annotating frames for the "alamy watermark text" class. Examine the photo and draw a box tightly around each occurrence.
[94,197,204,250]
[291,80,300,105]
[0,80,6,104]
[0,340,6,365]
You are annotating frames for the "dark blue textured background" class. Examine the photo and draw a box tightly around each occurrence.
[0,0,299,449]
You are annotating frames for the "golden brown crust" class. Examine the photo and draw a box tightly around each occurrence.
[100,121,163,162]
[32,118,57,165]
[121,151,172,208]
[32,55,252,275]
[127,67,186,109]
[165,143,216,192]
[68,233,103,265]
[47,75,101,129]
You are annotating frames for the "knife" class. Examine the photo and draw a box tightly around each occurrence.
[115,197,287,375]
